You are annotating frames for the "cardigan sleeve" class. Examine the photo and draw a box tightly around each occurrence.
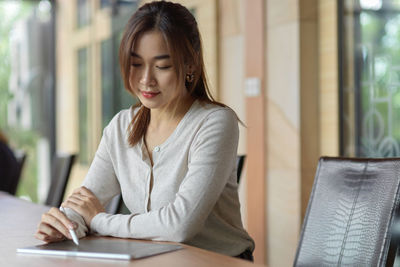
[64,124,121,238]
[90,108,239,242]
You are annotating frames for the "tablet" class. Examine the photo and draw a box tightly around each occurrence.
[17,238,182,260]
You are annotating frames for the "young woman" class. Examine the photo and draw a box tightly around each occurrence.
[35,1,254,261]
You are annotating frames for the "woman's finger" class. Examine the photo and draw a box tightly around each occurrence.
[35,221,67,243]
[64,195,84,205]
[35,230,65,243]
[48,207,76,230]
[37,222,65,238]
[35,231,52,242]
[41,211,72,238]
[72,187,83,194]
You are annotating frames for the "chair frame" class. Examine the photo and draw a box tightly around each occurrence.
[45,153,76,207]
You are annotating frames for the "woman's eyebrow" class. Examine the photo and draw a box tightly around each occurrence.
[130,52,170,60]
[154,54,170,60]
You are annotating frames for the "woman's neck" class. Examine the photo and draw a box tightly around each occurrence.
[149,95,195,128]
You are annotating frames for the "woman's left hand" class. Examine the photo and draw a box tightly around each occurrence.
[61,186,105,227]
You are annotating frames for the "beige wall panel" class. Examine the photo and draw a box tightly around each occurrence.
[266,21,300,140]
[266,10,301,265]
[266,101,301,266]
[267,24,300,130]
[56,1,79,153]
[218,0,247,227]
[220,35,246,153]
[219,0,243,36]
[72,27,92,49]
[319,0,339,156]
[267,0,299,27]
[268,168,300,259]
[220,34,247,225]
[94,9,111,41]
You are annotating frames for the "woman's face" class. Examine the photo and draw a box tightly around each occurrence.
[129,30,187,111]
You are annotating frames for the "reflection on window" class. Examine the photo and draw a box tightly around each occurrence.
[100,0,111,9]
[115,31,134,112]
[189,7,197,18]
[101,39,113,129]
[101,35,134,130]
[78,47,89,163]
[1,1,55,203]
[77,0,90,28]
[341,0,400,157]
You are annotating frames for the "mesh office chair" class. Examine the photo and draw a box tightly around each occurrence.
[45,153,76,207]
[294,157,400,266]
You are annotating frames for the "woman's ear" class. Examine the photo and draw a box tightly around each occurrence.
[185,64,195,74]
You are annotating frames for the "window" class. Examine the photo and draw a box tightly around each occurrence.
[340,0,400,157]
[77,0,90,28]
[100,0,111,9]
[101,38,114,129]
[77,47,89,164]
[1,0,55,202]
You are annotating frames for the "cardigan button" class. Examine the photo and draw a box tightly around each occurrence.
[154,146,160,152]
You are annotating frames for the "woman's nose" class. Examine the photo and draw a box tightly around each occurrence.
[139,68,156,86]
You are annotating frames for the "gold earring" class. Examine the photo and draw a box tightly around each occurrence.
[186,73,194,83]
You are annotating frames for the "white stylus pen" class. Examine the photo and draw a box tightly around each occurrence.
[59,206,79,246]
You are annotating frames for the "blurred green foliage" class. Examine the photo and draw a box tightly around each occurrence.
[0,1,39,202]
[358,9,400,156]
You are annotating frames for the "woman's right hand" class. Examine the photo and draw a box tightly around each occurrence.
[35,207,77,243]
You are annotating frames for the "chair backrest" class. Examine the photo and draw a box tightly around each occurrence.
[294,157,400,267]
[9,150,27,195]
[45,153,76,207]
[0,144,26,195]
[237,155,246,184]
[105,194,123,214]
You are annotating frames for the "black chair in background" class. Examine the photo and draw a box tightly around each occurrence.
[0,145,26,195]
[106,154,248,215]
[8,150,27,195]
[237,155,246,184]
[45,153,76,207]
[294,157,400,267]
[105,194,128,215]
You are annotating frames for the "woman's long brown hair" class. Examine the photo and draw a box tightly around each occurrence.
[119,1,226,147]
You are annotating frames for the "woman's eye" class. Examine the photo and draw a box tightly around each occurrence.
[131,63,142,67]
[156,65,171,70]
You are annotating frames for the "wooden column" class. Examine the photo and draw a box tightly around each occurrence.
[244,0,266,264]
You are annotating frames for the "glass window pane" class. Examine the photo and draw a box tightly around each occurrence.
[77,0,90,28]
[101,38,114,129]
[101,34,135,130]
[341,0,400,157]
[114,31,134,111]
[1,0,55,203]
[78,47,89,164]
[100,0,111,9]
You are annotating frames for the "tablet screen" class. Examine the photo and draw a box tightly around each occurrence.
[17,238,182,260]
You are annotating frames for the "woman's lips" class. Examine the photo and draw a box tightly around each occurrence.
[141,91,160,98]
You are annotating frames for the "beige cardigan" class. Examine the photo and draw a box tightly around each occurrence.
[66,100,254,256]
